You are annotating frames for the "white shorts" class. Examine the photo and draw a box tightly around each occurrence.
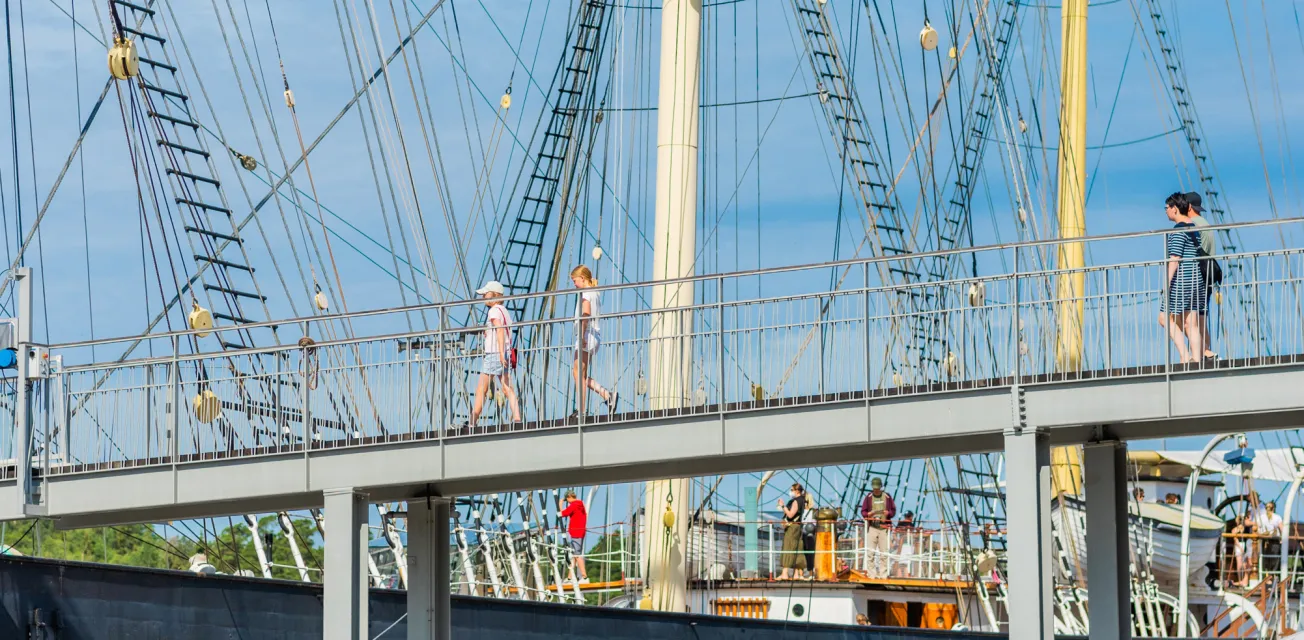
[575,334,600,355]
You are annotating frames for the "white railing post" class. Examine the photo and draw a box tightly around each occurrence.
[1103,268,1112,371]
[437,307,446,435]
[302,321,311,453]
[169,335,179,465]
[863,261,871,395]
[1012,248,1020,380]
[717,276,725,411]
[1252,254,1262,360]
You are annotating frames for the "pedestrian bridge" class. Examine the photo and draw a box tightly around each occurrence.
[2,220,1303,526]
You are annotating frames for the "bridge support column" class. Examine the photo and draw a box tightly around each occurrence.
[407,496,452,640]
[1004,427,1053,639]
[1084,440,1130,640]
[324,488,370,640]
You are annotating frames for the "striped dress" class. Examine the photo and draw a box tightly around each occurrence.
[1164,222,1206,314]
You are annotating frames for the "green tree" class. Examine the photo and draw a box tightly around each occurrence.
[0,516,323,581]
[203,515,324,582]
[1,520,189,570]
[580,533,633,606]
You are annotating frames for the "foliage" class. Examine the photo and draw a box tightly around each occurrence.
[0,520,188,570]
[0,515,323,582]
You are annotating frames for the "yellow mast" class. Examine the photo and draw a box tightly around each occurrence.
[1052,0,1089,495]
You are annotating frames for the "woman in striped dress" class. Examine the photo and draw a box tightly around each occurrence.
[1160,192,1207,363]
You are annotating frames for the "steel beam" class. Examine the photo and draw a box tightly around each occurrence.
[407,496,452,640]
[1084,440,1130,640]
[324,488,369,640]
[1004,427,1053,639]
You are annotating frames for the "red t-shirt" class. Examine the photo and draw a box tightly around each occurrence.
[561,500,587,538]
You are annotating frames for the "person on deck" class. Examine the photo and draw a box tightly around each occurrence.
[1257,501,1284,574]
[559,491,590,584]
[1184,191,1218,360]
[1158,193,1207,364]
[466,281,522,429]
[860,477,896,579]
[776,483,808,580]
[569,265,618,420]
[1230,514,1254,588]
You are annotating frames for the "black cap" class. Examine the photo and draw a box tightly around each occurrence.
[1184,191,1204,213]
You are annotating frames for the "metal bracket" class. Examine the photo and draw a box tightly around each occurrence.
[1010,384,1028,432]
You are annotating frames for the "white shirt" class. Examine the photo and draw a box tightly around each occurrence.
[485,305,511,353]
[1257,510,1284,536]
[575,290,601,338]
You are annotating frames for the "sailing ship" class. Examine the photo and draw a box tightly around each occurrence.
[0,0,1301,637]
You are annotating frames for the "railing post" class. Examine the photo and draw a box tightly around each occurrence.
[717,276,725,412]
[1253,254,1262,360]
[1012,248,1020,380]
[863,261,871,394]
[169,335,179,465]
[405,332,413,437]
[145,365,154,459]
[437,307,446,436]
[302,321,311,452]
[1103,268,1112,371]
[59,367,69,468]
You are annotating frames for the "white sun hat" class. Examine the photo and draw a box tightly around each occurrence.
[476,280,505,295]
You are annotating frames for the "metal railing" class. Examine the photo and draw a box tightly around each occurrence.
[685,519,980,582]
[11,218,1304,474]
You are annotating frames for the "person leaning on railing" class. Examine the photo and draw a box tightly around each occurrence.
[1256,500,1284,576]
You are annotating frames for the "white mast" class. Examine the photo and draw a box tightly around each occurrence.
[642,0,701,613]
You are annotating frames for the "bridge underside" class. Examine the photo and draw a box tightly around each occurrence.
[4,362,1301,528]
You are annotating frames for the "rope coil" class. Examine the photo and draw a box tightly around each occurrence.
[298,336,318,390]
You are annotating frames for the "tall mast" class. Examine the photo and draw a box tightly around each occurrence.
[1052,0,1089,496]
[642,0,701,613]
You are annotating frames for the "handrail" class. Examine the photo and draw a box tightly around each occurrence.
[43,215,1304,351]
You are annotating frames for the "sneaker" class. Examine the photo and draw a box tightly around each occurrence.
[578,577,591,584]
[607,391,619,415]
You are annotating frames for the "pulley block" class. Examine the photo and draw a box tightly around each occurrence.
[108,37,139,80]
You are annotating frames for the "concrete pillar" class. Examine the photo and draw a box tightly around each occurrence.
[1085,440,1131,640]
[1004,428,1053,639]
[407,497,452,640]
[324,488,369,640]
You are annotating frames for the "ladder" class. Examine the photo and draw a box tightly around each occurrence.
[926,0,1020,283]
[498,0,611,321]
[110,0,269,351]
[788,0,945,382]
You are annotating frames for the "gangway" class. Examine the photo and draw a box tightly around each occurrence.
[2,219,1303,638]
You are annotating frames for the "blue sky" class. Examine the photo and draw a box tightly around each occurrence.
[7,0,1304,542]
[11,0,1302,344]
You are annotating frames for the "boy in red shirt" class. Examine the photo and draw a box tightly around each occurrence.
[559,490,589,583]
